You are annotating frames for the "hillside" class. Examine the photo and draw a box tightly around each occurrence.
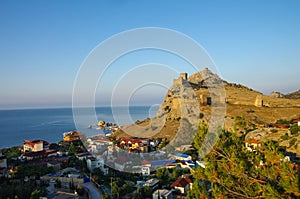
[285,90,300,99]
[113,68,300,155]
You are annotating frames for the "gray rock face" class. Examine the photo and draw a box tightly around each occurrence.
[188,67,223,88]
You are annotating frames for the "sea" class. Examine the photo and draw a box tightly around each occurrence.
[0,106,158,149]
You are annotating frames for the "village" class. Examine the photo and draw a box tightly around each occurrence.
[0,118,299,199]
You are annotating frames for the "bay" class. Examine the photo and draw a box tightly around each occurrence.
[0,106,157,149]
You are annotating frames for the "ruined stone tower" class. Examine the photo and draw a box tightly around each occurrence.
[174,73,188,85]
[180,73,187,80]
[255,95,263,107]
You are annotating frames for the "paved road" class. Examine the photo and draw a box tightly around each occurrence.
[83,182,102,199]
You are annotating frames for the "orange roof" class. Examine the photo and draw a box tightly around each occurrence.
[120,138,143,144]
[244,139,260,144]
[141,159,151,165]
[24,140,49,148]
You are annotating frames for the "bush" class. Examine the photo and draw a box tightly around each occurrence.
[199,113,204,119]
[276,119,291,125]
[289,138,297,146]
[280,133,289,140]
[290,124,300,135]
[270,129,278,133]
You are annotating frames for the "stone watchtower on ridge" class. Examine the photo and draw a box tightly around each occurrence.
[180,73,187,80]
[174,73,188,85]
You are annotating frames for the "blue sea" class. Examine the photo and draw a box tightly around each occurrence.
[0,106,158,149]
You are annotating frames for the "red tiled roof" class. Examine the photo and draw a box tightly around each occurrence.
[119,138,143,145]
[244,139,260,144]
[185,178,193,183]
[171,178,192,188]
[141,159,151,165]
[24,140,49,148]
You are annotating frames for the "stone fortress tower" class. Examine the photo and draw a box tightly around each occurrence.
[173,73,188,85]
[255,95,264,107]
[179,73,187,80]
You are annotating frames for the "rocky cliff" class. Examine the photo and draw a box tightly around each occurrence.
[113,68,300,152]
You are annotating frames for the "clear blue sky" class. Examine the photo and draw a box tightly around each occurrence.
[0,0,299,109]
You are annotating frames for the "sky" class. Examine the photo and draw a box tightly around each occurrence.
[0,0,299,109]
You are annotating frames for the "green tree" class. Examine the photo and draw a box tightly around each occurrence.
[290,124,300,135]
[193,122,208,152]
[187,180,208,199]
[30,189,41,199]
[49,143,59,150]
[68,143,78,155]
[111,182,120,198]
[156,168,169,184]
[233,116,246,133]
[143,186,152,198]
[102,194,110,199]
[191,131,300,198]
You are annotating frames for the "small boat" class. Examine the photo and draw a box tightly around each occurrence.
[87,125,92,129]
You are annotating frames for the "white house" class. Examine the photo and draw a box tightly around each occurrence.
[144,178,160,190]
[244,139,261,152]
[152,189,172,199]
[23,140,49,152]
[171,153,192,161]
[86,157,108,175]
[141,167,150,176]
[114,156,130,172]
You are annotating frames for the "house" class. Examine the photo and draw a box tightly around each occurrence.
[150,159,175,170]
[141,159,151,167]
[171,177,193,195]
[175,145,193,152]
[244,139,261,152]
[171,153,192,161]
[75,152,92,160]
[179,161,189,169]
[63,131,81,142]
[22,149,57,160]
[86,157,108,175]
[141,167,150,176]
[144,178,160,190]
[23,140,50,152]
[114,156,130,171]
[152,189,173,199]
[295,120,300,127]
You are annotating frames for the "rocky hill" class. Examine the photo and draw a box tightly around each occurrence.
[285,90,300,99]
[113,68,300,155]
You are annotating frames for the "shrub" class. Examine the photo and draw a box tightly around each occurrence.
[289,138,297,146]
[199,113,204,119]
[290,124,300,135]
[276,119,290,125]
[280,133,289,140]
[270,129,278,133]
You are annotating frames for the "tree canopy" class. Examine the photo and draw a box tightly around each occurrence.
[189,131,300,198]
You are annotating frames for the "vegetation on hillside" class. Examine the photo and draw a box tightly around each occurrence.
[285,90,300,99]
[188,130,300,198]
